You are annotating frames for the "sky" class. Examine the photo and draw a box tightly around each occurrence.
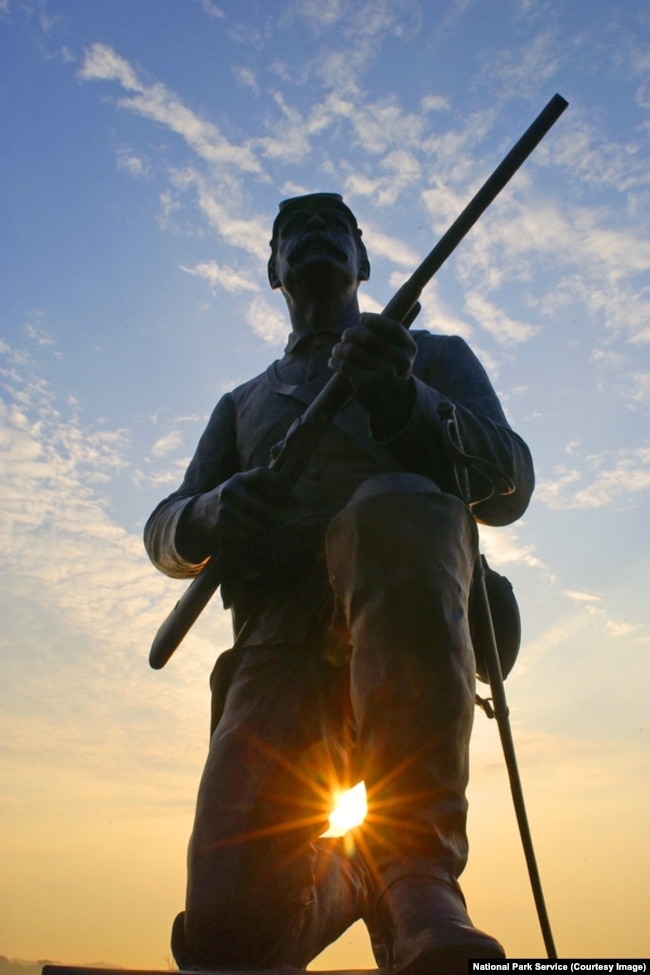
[1,0,649,969]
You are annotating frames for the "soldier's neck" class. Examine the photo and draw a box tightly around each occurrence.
[285,286,360,336]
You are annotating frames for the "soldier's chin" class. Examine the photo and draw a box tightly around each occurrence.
[288,246,348,269]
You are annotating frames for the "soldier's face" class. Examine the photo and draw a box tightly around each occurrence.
[273,204,364,291]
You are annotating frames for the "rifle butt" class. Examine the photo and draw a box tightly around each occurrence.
[149,558,222,669]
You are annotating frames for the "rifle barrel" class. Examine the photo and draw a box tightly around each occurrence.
[270,93,568,477]
[397,92,568,307]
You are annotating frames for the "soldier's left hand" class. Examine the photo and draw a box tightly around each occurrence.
[329,312,417,435]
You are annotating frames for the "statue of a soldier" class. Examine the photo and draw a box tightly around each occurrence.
[144,193,534,973]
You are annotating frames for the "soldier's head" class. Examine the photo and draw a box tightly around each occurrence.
[268,193,370,291]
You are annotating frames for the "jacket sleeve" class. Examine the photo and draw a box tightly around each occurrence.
[143,393,239,578]
[378,334,535,526]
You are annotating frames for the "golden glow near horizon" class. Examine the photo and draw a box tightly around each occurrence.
[322,781,368,837]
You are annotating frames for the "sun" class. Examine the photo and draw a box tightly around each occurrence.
[321,781,368,837]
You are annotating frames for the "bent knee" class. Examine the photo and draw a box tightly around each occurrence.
[344,471,442,504]
[327,479,477,591]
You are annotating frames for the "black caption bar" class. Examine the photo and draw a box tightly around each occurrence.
[469,962,648,973]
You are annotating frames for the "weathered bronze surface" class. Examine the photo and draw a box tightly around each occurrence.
[144,194,535,974]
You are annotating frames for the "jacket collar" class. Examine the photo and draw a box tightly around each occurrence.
[284,327,345,355]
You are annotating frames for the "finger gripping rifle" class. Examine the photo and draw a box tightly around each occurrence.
[149,93,568,670]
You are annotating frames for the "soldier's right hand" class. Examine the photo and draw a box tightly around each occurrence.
[181,468,292,579]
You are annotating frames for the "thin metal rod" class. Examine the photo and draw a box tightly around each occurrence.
[474,556,558,958]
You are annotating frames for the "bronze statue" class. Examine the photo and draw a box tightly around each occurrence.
[144,193,535,973]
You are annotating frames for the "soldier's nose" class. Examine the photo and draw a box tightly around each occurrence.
[305,213,327,230]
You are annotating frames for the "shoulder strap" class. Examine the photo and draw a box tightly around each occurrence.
[265,363,392,467]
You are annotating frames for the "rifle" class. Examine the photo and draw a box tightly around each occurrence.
[149,92,568,670]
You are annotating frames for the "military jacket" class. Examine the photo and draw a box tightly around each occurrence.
[144,329,534,648]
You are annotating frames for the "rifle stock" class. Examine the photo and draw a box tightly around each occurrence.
[149,92,568,670]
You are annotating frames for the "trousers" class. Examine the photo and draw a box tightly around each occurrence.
[177,472,479,968]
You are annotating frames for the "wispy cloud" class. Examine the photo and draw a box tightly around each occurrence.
[591,348,650,408]
[75,30,649,416]
[478,523,547,573]
[487,30,562,97]
[343,148,422,207]
[181,169,271,261]
[116,144,150,178]
[1,339,233,777]
[198,0,225,19]
[246,296,290,345]
[565,589,601,604]
[562,271,650,345]
[513,608,591,674]
[24,318,56,348]
[78,42,140,89]
[349,97,429,156]
[150,430,183,458]
[420,94,450,114]
[362,226,420,268]
[180,261,261,294]
[465,292,539,345]
[290,0,421,90]
[232,65,260,96]
[537,446,650,509]
[0,341,213,648]
[79,43,263,175]
[552,119,650,198]
[411,284,474,342]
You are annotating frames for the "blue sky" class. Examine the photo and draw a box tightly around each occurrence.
[2,0,649,968]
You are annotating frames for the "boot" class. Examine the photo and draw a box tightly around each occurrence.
[376,870,504,974]
[171,840,379,971]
